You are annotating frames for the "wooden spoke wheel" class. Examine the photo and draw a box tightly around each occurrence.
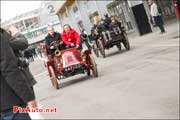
[97,39,105,58]
[49,66,59,89]
[122,32,130,50]
[89,54,98,77]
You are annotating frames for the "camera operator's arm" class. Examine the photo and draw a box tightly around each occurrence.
[9,33,28,51]
[8,25,28,51]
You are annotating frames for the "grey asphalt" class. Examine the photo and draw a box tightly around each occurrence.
[29,19,179,119]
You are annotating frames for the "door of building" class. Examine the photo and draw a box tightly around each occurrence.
[131,3,152,35]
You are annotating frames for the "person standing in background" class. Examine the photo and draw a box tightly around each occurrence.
[80,27,92,49]
[149,0,166,34]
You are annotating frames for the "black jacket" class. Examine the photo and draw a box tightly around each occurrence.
[9,33,28,57]
[97,23,107,34]
[45,32,62,47]
[9,32,37,87]
[104,16,112,29]
[0,28,35,112]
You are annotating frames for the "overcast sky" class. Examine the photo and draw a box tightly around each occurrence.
[1,1,41,22]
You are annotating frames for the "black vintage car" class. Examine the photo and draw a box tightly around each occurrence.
[92,26,130,58]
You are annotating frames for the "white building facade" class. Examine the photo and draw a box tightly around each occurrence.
[56,0,176,35]
[56,0,139,34]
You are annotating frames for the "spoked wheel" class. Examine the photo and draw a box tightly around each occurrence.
[122,32,130,50]
[116,43,121,51]
[89,54,98,77]
[92,44,99,57]
[49,66,59,89]
[97,39,105,58]
[86,68,91,76]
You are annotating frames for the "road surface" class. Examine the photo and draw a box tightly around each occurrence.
[29,20,179,119]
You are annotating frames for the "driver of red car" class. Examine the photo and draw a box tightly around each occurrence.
[61,24,82,50]
[45,26,66,55]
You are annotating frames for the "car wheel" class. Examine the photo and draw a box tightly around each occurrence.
[87,68,91,76]
[116,43,121,51]
[89,54,98,77]
[49,66,59,89]
[98,39,105,58]
[122,32,130,50]
[92,44,99,57]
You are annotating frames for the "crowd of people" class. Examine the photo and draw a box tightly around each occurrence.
[43,13,125,57]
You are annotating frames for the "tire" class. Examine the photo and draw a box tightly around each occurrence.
[87,68,91,76]
[49,66,59,89]
[122,32,130,50]
[116,43,121,51]
[92,44,99,57]
[98,39,105,58]
[89,54,98,77]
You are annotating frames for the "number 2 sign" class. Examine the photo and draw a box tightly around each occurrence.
[47,4,55,15]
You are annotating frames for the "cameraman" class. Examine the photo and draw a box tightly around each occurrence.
[8,25,37,88]
[1,27,37,120]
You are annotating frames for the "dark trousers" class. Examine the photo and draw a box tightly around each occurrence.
[154,16,165,33]
[1,107,31,120]
[82,38,92,49]
[157,24,165,33]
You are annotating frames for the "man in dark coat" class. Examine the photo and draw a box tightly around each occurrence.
[8,25,37,88]
[0,28,37,120]
[96,19,112,41]
[45,26,65,55]
[104,14,112,30]
[80,28,92,49]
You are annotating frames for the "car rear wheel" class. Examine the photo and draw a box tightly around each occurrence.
[116,43,121,51]
[49,66,59,89]
[92,44,99,57]
[89,54,98,77]
[122,32,130,50]
[87,68,91,76]
[97,39,105,58]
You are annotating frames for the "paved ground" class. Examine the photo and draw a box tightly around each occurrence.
[29,19,179,119]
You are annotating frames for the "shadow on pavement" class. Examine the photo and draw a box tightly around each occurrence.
[59,75,95,89]
[105,46,134,58]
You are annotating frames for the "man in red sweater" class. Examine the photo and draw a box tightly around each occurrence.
[61,24,82,50]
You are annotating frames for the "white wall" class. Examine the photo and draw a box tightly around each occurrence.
[57,1,121,34]
[39,1,63,26]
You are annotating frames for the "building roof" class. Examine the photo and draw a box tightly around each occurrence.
[1,9,40,27]
[56,0,75,14]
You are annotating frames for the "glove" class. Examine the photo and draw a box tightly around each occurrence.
[50,46,54,49]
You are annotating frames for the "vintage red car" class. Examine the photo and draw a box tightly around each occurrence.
[44,42,98,89]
